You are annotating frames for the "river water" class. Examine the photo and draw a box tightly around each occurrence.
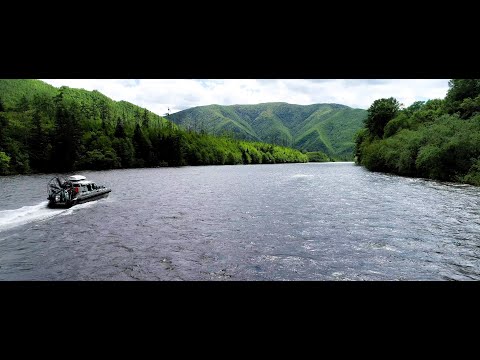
[0,162,479,280]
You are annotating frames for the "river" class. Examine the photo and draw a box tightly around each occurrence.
[1,162,479,280]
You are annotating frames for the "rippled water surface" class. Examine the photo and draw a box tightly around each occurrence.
[1,163,479,280]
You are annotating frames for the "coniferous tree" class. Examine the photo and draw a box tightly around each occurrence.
[142,108,149,128]
[29,109,51,172]
[52,91,81,172]
[0,97,7,147]
[0,113,7,151]
[134,108,141,125]
[132,123,152,166]
[114,118,127,138]
[16,95,29,112]
[99,99,110,130]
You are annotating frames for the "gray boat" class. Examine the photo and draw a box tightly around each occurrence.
[47,175,111,208]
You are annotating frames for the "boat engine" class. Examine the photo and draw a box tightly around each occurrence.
[47,177,74,203]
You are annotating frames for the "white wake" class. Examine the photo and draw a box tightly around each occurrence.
[0,200,101,232]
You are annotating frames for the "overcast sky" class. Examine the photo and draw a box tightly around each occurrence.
[41,79,450,117]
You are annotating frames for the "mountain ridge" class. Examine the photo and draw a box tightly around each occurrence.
[170,102,367,159]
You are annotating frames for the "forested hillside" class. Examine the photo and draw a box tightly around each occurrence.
[355,79,480,186]
[0,80,307,175]
[169,103,366,160]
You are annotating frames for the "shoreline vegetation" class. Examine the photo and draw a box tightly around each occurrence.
[355,79,480,186]
[1,79,330,176]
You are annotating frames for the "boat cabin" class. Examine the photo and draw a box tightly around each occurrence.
[67,175,102,195]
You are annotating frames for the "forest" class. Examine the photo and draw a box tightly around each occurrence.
[355,79,480,186]
[0,80,308,175]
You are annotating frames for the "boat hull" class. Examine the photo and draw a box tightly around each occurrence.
[48,189,111,208]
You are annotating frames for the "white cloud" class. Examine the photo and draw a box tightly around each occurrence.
[41,79,450,116]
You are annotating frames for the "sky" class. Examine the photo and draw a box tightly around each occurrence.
[41,79,450,117]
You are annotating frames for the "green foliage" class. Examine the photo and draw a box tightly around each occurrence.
[444,79,480,117]
[415,144,445,179]
[169,102,366,160]
[356,81,480,186]
[0,79,308,175]
[132,123,152,165]
[112,137,134,168]
[409,99,445,125]
[181,131,307,166]
[462,158,480,186]
[29,109,52,171]
[5,139,30,174]
[354,128,368,163]
[383,112,412,137]
[0,79,58,109]
[114,119,127,138]
[52,90,82,172]
[458,95,480,119]
[405,101,425,113]
[0,113,8,149]
[306,151,331,162]
[364,97,400,138]
[360,140,387,172]
[0,151,10,174]
[76,149,120,170]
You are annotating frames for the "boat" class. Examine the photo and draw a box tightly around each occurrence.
[47,174,111,208]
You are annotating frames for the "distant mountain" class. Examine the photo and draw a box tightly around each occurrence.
[169,103,367,159]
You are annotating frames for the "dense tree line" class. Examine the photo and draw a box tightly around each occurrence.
[355,79,480,186]
[306,151,332,162]
[0,83,308,175]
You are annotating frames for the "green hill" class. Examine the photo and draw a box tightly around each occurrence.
[0,79,307,175]
[0,79,170,134]
[0,79,58,108]
[169,102,367,159]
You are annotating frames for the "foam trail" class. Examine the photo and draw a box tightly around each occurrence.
[292,174,314,178]
[0,197,108,231]
[0,201,67,232]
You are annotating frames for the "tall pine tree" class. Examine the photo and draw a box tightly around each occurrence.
[52,91,81,172]
[142,108,149,128]
[29,109,51,172]
[132,123,152,166]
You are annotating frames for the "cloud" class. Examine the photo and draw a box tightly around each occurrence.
[306,79,338,84]
[343,79,391,86]
[120,79,140,87]
[41,79,450,116]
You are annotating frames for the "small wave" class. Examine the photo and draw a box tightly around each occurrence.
[59,200,99,216]
[383,245,400,252]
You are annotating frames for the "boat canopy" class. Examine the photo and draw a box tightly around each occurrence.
[75,180,94,185]
[68,175,87,181]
